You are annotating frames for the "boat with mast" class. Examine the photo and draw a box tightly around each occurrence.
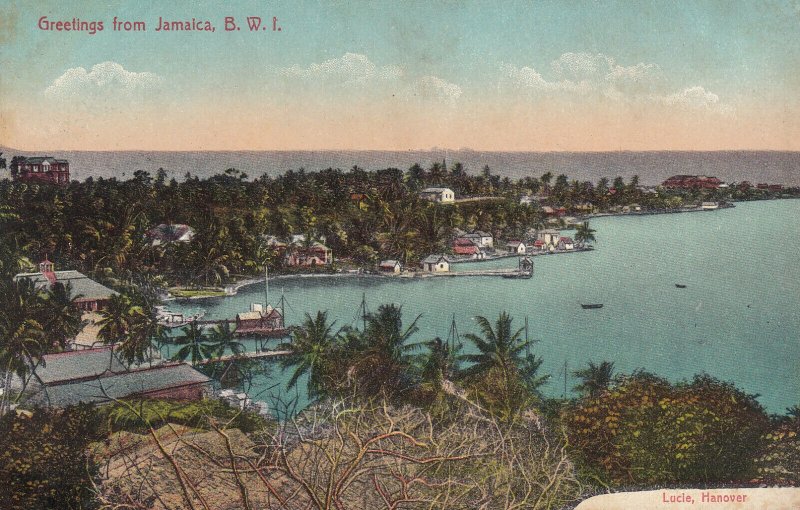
[234,263,289,338]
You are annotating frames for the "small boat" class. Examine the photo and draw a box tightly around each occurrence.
[157,309,205,328]
[581,303,603,309]
[675,284,687,288]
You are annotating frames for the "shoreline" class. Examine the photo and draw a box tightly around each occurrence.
[166,199,780,301]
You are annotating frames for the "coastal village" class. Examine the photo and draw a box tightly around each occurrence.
[5,0,800,504]
[1,154,799,507]
[1,155,797,402]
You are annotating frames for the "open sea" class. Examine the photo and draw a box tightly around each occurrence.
[2,148,800,186]
[168,199,800,416]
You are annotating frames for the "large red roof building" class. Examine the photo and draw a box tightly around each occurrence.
[662,175,722,189]
[12,156,70,185]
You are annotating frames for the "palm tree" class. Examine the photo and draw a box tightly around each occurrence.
[350,304,421,399]
[460,313,527,379]
[411,336,460,393]
[0,279,48,414]
[118,307,164,367]
[207,320,244,359]
[41,282,85,351]
[574,221,597,248]
[518,353,550,395]
[279,311,338,398]
[573,361,615,398]
[97,294,137,368]
[460,313,549,418]
[171,322,213,365]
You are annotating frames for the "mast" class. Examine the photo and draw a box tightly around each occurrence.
[264,262,269,309]
[279,288,286,323]
[524,316,530,356]
[563,360,568,399]
[360,293,368,331]
[447,313,460,351]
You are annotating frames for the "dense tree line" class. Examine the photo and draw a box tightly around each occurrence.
[2,161,761,289]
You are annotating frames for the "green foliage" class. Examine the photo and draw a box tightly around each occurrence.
[344,304,422,400]
[280,310,339,398]
[171,321,214,365]
[100,398,271,434]
[459,312,549,422]
[0,277,87,412]
[564,372,770,485]
[753,412,800,485]
[573,360,615,398]
[0,405,103,510]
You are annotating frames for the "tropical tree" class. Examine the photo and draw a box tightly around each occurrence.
[279,311,339,398]
[207,320,244,359]
[349,304,421,400]
[41,282,85,351]
[460,313,527,379]
[0,279,48,414]
[410,336,460,395]
[97,294,134,345]
[574,221,597,248]
[461,313,548,420]
[171,322,213,365]
[573,360,615,398]
[118,306,164,367]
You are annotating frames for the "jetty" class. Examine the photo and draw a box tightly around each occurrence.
[191,318,290,337]
[194,349,292,365]
[417,268,529,278]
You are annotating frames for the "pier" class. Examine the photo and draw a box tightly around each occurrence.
[194,349,292,365]
[417,268,530,278]
[191,319,290,337]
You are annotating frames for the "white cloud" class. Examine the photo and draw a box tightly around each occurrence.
[656,86,733,114]
[280,53,461,105]
[409,75,462,102]
[503,52,730,114]
[45,61,162,98]
[279,52,403,84]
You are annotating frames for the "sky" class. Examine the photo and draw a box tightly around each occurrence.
[2,0,800,151]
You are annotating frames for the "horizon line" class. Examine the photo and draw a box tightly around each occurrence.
[4,146,800,154]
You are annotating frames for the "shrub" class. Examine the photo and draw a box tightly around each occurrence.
[0,404,103,509]
[563,372,769,485]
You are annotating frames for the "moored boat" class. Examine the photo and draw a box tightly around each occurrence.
[157,309,205,328]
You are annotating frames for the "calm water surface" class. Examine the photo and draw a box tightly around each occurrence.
[170,200,800,415]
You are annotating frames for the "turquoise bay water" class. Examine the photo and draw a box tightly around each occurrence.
[171,200,800,414]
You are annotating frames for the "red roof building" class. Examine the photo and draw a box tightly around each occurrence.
[453,237,479,255]
[12,156,70,185]
[662,175,722,189]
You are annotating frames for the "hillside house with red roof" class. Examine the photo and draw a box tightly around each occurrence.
[453,237,480,256]
[12,156,70,185]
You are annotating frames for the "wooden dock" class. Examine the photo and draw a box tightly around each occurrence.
[418,269,529,278]
[192,319,290,337]
[194,350,292,365]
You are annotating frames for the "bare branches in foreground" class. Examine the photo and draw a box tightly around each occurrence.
[94,397,584,509]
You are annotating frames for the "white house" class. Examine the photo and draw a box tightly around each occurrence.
[537,229,561,247]
[420,187,455,203]
[558,237,575,250]
[421,255,451,272]
[506,241,526,254]
[464,230,493,249]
